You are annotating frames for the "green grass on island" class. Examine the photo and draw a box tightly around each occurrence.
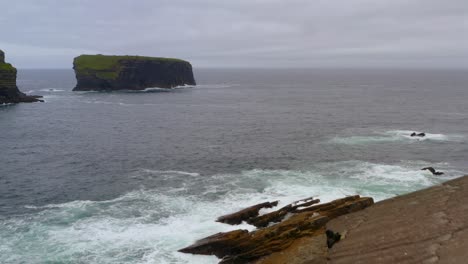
[74,54,186,71]
[73,54,188,80]
[0,63,15,71]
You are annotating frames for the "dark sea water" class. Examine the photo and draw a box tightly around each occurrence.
[1,68,467,263]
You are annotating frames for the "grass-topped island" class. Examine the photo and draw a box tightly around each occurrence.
[0,49,42,104]
[72,54,196,91]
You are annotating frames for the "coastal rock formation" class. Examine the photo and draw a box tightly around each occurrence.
[421,166,444,175]
[253,175,468,264]
[72,54,196,91]
[0,50,42,104]
[325,175,468,263]
[216,201,279,225]
[179,195,374,263]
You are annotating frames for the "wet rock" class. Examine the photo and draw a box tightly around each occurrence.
[179,196,374,263]
[216,201,279,225]
[247,197,320,228]
[421,167,444,176]
[178,230,250,258]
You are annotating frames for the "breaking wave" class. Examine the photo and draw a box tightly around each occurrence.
[331,130,464,145]
[0,161,460,264]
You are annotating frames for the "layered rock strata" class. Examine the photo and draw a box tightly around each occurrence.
[72,54,196,91]
[179,195,374,263]
[0,50,42,104]
[326,175,468,264]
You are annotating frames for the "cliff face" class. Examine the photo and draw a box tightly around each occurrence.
[72,55,196,91]
[0,50,42,104]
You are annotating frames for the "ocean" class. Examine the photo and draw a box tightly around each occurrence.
[1,68,467,263]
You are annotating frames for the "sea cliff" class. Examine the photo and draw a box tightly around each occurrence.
[0,50,42,104]
[72,54,196,91]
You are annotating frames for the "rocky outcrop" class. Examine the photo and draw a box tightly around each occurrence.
[251,175,468,264]
[326,175,468,264]
[179,195,374,264]
[72,54,196,91]
[0,50,42,104]
[216,201,279,225]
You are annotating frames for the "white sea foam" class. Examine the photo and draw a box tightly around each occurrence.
[1,161,461,264]
[130,87,173,93]
[140,169,200,177]
[39,88,65,92]
[194,84,240,89]
[40,94,62,102]
[331,129,463,145]
[385,130,449,141]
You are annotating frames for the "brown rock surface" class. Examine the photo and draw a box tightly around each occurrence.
[327,175,468,264]
[179,175,468,263]
[179,196,374,263]
[247,197,321,228]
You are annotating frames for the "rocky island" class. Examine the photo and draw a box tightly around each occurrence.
[0,50,42,104]
[72,54,196,91]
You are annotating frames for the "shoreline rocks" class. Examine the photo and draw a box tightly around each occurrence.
[72,54,196,91]
[179,195,374,264]
[326,175,468,263]
[0,50,42,104]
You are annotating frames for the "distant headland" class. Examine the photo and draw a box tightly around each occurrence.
[72,54,196,91]
[0,50,42,104]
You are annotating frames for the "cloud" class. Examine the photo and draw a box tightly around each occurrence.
[1,0,467,68]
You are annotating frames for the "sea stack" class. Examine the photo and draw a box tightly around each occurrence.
[72,54,196,91]
[0,50,42,104]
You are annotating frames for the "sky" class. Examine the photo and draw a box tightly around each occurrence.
[1,0,468,69]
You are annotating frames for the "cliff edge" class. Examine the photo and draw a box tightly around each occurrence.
[72,54,196,91]
[255,175,468,264]
[325,174,468,264]
[0,50,42,104]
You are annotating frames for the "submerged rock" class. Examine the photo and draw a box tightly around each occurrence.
[179,195,374,263]
[0,50,42,104]
[72,54,196,91]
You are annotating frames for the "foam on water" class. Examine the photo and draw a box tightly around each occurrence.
[0,162,461,264]
[126,88,174,93]
[40,94,63,102]
[39,88,65,92]
[331,129,463,145]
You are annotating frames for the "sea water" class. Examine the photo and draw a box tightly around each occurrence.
[0,68,467,263]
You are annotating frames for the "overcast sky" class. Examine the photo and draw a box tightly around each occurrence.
[1,0,468,68]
